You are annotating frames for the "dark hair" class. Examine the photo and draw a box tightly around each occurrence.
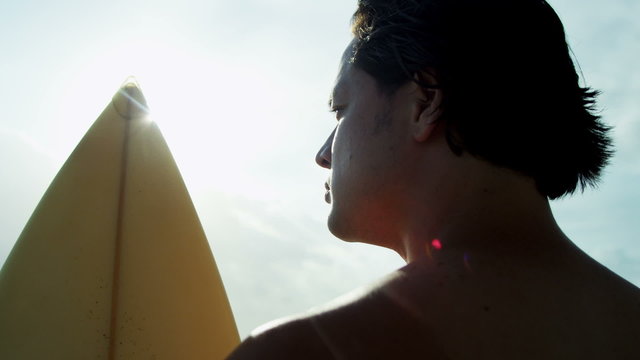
[350,0,613,199]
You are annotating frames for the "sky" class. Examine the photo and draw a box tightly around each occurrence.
[0,0,638,338]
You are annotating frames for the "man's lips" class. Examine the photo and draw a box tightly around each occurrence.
[324,181,331,204]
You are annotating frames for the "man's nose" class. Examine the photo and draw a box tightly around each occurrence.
[315,130,334,169]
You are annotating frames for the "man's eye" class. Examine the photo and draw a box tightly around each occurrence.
[330,107,345,121]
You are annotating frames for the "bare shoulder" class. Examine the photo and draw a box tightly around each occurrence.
[227,254,640,359]
[226,316,335,360]
[227,269,450,359]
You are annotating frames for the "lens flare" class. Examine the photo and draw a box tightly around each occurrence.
[464,252,472,271]
[431,239,442,250]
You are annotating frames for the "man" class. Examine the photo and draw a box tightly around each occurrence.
[228,0,640,358]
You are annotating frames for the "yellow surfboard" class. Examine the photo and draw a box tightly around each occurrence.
[0,79,239,359]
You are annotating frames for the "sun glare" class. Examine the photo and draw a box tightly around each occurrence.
[54,32,284,199]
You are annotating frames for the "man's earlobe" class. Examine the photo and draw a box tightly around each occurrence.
[413,87,443,143]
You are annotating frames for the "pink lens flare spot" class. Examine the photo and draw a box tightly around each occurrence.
[431,239,442,250]
[463,252,472,271]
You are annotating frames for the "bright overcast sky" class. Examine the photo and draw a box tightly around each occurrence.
[0,0,638,338]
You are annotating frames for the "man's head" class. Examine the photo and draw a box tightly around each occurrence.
[316,0,614,248]
[346,0,613,200]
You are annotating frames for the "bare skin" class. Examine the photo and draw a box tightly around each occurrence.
[229,248,640,359]
[227,49,640,359]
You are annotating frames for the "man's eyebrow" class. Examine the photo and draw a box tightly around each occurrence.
[328,88,342,109]
[328,83,347,109]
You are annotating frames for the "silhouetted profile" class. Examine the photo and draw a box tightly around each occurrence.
[228,0,639,358]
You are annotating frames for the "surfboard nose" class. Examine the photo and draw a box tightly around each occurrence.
[0,75,239,358]
[113,76,149,119]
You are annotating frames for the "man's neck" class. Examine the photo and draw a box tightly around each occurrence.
[398,162,572,263]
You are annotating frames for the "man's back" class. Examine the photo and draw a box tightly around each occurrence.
[229,246,640,359]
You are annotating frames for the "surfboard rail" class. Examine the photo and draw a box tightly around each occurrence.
[0,78,239,359]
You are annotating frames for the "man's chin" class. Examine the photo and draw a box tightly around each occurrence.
[326,210,343,238]
[326,210,358,242]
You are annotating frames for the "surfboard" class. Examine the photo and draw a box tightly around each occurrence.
[0,79,240,359]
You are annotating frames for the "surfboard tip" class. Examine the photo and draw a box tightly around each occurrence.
[113,76,149,120]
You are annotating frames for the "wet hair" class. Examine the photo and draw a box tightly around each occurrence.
[349,0,613,199]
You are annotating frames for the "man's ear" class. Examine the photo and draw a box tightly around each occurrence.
[412,71,443,143]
